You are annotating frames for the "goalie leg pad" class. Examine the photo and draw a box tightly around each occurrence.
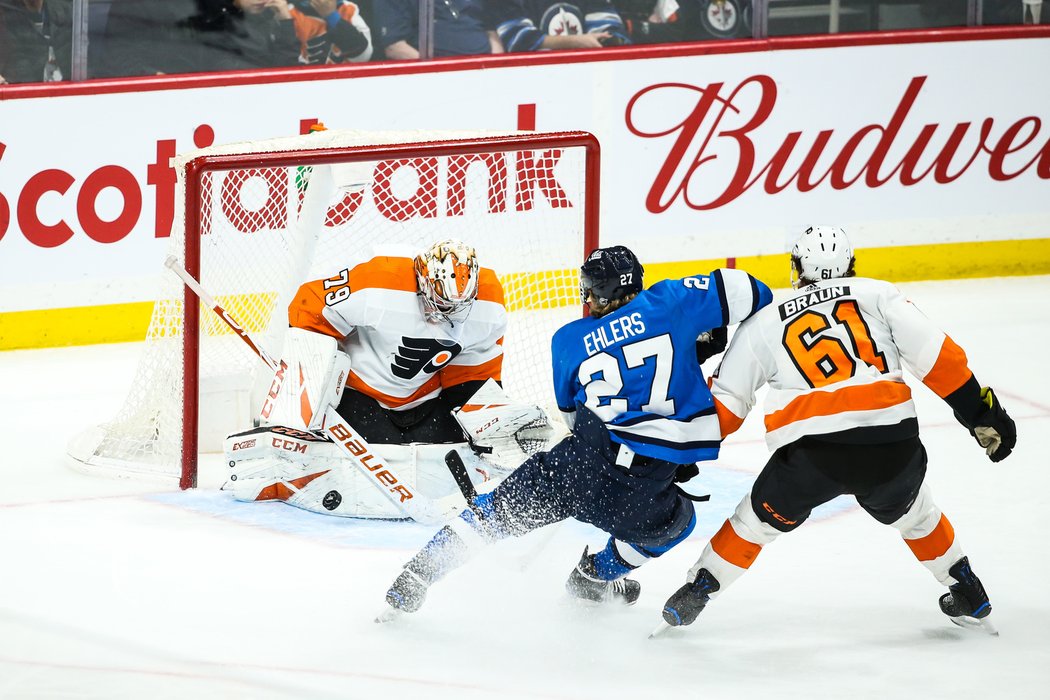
[223,426,413,518]
[222,428,505,519]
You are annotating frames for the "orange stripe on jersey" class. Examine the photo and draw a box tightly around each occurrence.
[765,381,912,433]
[713,396,745,438]
[288,280,343,338]
[477,267,506,305]
[346,370,441,409]
[348,256,418,293]
[921,336,973,398]
[441,352,503,388]
[710,520,763,569]
[904,514,956,561]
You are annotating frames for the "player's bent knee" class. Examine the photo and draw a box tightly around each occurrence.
[889,483,941,538]
[742,492,798,539]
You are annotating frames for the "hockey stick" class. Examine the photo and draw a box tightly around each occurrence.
[165,256,465,525]
[444,450,479,502]
[444,448,566,572]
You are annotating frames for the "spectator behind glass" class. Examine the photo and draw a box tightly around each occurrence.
[288,0,373,64]
[99,0,301,77]
[620,0,750,44]
[0,0,72,84]
[493,1,631,52]
[203,0,301,69]
[374,0,503,59]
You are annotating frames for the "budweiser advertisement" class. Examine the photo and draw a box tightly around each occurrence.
[1,36,1048,317]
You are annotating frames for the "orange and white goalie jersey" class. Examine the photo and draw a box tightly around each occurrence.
[711,277,974,450]
[288,256,507,411]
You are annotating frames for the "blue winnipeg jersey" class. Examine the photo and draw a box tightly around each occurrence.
[551,269,772,464]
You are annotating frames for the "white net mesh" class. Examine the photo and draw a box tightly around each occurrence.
[67,129,595,485]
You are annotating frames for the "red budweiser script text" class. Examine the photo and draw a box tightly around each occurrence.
[626,75,1050,212]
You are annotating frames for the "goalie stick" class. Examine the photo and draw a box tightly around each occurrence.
[164,255,465,525]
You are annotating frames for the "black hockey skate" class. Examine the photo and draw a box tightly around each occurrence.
[661,568,721,628]
[565,547,641,605]
[938,556,998,636]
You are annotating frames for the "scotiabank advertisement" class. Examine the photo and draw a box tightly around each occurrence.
[1,35,1049,316]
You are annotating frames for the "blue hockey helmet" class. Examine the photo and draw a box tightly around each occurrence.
[579,246,644,308]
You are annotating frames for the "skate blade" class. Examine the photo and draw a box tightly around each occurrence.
[948,614,999,637]
[374,606,404,624]
[648,621,672,639]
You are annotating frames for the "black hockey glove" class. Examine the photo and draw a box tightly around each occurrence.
[695,326,728,364]
[674,463,699,483]
[955,386,1017,463]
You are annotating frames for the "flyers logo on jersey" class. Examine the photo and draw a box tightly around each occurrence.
[391,337,463,379]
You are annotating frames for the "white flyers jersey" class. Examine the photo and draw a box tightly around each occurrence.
[710,277,974,451]
[288,256,507,411]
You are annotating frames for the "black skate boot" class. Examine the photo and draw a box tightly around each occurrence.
[377,525,473,622]
[938,556,998,636]
[565,547,641,605]
[661,568,721,628]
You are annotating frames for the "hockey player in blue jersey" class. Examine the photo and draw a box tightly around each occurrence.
[381,246,773,615]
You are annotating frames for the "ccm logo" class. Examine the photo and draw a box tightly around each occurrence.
[272,425,328,441]
[231,439,256,451]
[328,423,413,502]
[259,361,289,420]
[272,438,307,454]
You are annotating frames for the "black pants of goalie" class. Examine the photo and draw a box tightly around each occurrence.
[336,385,472,444]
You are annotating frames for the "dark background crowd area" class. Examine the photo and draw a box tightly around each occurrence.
[0,1,1041,85]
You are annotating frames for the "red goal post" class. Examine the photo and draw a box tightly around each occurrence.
[68,130,601,490]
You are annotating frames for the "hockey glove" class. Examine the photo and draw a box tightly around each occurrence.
[695,326,728,364]
[674,463,700,483]
[956,387,1016,463]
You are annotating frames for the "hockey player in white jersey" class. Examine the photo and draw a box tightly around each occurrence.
[222,239,553,519]
[661,226,1016,635]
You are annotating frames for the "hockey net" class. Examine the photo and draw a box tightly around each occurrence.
[67,129,600,488]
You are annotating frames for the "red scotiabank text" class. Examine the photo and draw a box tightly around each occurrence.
[0,128,573,248]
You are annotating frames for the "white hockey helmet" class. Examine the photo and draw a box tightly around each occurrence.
[414,239,480,322]
[790,226,855,288]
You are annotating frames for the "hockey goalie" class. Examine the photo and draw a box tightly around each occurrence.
[221,239,557,520]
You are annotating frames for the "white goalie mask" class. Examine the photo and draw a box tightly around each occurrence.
[790,226,855,289]
[414,239,480,323]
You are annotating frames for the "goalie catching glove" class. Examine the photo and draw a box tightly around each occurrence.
[451,379,559,469]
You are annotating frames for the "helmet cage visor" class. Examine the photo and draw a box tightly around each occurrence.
[414,241,479,322]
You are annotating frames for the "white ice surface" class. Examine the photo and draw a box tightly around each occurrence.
[1,276,1049,699]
